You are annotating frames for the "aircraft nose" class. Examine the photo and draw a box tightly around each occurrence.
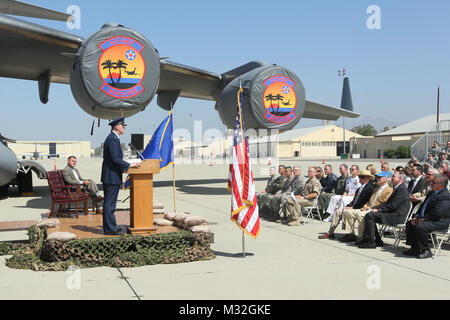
[0,143,17,186]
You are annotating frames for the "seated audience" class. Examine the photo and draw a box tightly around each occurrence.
[429,141,441,160]
[262,166,293,219]
[339,171,393,242]
[269,166,307,222]
[381,162,394,178]
[425,153,436,168]
[284,166,321,226]
[318,164,350,214]
[404,174,450,259]
[316,166,326,187]
[436,152,450,168]
[318,170,374,239]
[407,163,428,208]
[258,165,287,215]
[322,165,360,222]
[358,172,410,248]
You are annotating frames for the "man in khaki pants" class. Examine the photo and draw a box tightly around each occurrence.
[284,166,321,226]
[339,171,393,243]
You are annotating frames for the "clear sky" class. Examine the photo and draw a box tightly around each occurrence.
[1,0,450,147]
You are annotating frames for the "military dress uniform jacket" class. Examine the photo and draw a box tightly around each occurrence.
[101,132,130,185]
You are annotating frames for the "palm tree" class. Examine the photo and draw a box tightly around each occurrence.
[265,94,275,112]
[101,59,115,85]
[112,59,128,84]
[274,94,284,114]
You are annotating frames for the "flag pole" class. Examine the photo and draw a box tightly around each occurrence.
[170,103,176,212]
[238,82,246,257]
[242,231,246,257]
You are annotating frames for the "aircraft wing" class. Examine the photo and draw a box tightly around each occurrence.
[0,0,73,22]
[158,60,222,101]
[0,13,83,84]
[303,100,359,120]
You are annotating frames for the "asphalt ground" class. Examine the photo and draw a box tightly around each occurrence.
[0,157,449,300]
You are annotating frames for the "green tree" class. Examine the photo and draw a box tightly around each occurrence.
[351,124,377,136]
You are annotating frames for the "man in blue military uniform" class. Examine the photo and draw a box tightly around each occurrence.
[101,117,141,235]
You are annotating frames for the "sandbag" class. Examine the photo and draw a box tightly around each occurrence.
[36,219,60,228]
[164,212,177,221]
[184,215,208,227]
[190,225,211,233]
[47,232,77,242]
[153,218,174,226]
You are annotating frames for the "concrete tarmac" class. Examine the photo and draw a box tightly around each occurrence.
[0,157,449,300]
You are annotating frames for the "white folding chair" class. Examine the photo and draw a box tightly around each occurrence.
[302,197,322,222]
[379,203,413,243]
[393,203,417,249]
[430,226,450,258]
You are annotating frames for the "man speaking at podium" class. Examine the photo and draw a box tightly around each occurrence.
[101,117,141,235]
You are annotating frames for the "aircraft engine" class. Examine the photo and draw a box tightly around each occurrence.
[70,23,160,119]
[216,65,305,130]
[0,142,17,186]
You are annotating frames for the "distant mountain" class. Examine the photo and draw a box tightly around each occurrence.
[335,116,401,134]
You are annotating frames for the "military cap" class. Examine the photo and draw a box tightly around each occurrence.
[108,117,127,127]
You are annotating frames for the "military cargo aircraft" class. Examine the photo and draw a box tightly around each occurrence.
[0,0,358,191]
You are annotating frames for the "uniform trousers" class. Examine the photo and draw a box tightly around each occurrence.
[285,197,314,222]
[102,183,120,233]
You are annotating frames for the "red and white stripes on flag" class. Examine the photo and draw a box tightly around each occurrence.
[228,88,260,239]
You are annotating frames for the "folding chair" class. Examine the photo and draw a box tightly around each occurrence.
[393,203,417,249]
[302,197,322,222]
[380,203,413,243]
[430,226,450,258]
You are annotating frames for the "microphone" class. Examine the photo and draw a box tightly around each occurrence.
[128,143,144,160]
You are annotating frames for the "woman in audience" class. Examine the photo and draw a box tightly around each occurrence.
[316,166,327,187]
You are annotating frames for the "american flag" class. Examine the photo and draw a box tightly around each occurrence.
[228,88,260,239]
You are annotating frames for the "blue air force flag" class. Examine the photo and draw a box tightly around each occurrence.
[124,111,174,189]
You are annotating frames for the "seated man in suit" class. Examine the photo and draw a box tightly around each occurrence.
[284,166,321,226]
[404,174,450,258]
[317,164,350,216]
[358,172,410,248]
[318,170,375,239]
[408,163,429,207]
[339,171,393,243]
[62,155,103,214]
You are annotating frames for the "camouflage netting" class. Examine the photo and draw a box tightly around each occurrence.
[2,225,215,271]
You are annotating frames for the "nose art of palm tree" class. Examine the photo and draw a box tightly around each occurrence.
[98,36,146,99]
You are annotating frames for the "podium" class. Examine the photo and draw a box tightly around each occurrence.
[127,159,160,235]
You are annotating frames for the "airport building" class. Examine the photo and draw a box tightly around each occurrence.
[352,113,450,159]
[9,140,92,159]
[159,125,363,159]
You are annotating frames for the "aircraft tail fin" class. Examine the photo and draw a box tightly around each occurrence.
[340,77,354,111]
